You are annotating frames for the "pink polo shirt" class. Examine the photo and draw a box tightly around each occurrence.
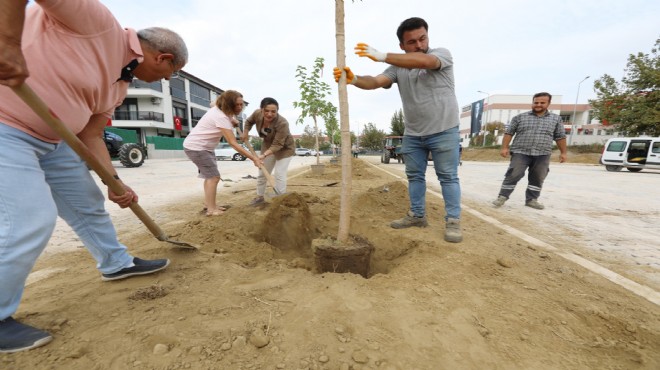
[0,0,143,143]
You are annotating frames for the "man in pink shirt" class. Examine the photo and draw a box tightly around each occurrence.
[0,0,188,352]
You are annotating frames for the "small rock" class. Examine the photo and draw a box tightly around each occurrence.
[352,350,369,364]
[153,344,169,355]
[249,332,270,348]
[319,355,330,363]
[220,342,232,351]
[496,257,513,268]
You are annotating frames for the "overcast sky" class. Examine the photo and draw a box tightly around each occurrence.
[101,0,658,135]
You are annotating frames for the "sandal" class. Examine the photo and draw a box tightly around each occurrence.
[199,204,232,215]
[206,209,225,217]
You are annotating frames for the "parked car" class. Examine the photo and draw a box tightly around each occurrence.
[215,142,247,161]
[600,136,660,172]
[295,148,318,156]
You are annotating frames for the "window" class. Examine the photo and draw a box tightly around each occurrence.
[190,82,211,107]
[190,107,206,127]
[560,114,571,123]
[652,142,660,154]
[606,141,627,152]
[169,77,186,100]
[130,80,162,92]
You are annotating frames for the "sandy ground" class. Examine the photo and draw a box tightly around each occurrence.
[2,154,659,370]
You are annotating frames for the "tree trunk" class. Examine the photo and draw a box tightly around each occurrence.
[313,116,320,165]
[335,0,351,243]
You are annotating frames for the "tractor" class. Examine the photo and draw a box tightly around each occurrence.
[381,136,404,164]
[103,130,145,167]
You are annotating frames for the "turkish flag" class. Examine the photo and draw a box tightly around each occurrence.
[174,116,182,131]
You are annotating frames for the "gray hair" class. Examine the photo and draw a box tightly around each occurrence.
[137,27,188,67]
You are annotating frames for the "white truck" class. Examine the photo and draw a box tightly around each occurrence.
[600,136,660,172]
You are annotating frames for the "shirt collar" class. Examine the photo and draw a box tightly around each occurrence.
[117,28,144,82]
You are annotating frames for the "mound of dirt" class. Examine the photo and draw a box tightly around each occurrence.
[4,158,658,369]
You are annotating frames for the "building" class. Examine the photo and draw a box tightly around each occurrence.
[108,70,249,158]
[459,94,617,147]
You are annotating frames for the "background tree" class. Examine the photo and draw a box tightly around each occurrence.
[360,122,386,151]
[324,111,339,156]
[293,57,338,164]
[590,37,660,136]
[390,109,405,136]
[249,136,262,151]
[298,125,318,149]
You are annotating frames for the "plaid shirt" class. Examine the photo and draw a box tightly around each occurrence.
[506,111,566,156]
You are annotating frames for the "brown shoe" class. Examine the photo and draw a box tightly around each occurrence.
[390,211,428,229]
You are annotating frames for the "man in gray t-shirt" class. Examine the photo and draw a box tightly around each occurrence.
[333,17,462,243]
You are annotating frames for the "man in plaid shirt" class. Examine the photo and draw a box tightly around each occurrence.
[492,92,567,210]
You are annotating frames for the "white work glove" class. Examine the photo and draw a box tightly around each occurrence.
[354,43,387,62]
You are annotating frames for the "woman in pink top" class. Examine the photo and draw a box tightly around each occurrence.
[183,90,262,216]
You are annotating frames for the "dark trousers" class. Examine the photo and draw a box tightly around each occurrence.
[498,153,550,202]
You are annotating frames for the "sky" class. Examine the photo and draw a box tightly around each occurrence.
[100,0,659,135]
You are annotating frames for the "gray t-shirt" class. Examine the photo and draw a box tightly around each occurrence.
[381,47,459,136]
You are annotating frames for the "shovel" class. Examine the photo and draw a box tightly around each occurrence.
[11,83,197,250]
[235,126,281,195]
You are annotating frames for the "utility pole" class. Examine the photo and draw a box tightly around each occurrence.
[477,90,490,147]
[569,76,590,146]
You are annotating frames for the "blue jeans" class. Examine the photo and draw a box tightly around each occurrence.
[0,124,133,320]
[401,126,461,220]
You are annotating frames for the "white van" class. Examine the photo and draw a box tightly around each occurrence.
[600,137,660,172]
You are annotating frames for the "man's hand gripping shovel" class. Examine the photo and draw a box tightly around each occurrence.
[11,83,198,250]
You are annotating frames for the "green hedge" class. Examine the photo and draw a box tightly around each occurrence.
[146,136,184,150]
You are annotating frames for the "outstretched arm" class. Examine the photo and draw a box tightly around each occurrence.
[332,66,392,90]
[355,43,440,70]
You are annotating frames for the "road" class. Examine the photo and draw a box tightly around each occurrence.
[362,156,660,290]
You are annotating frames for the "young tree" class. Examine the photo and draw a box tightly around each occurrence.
[325,112,339,156]
[333,0,353,242]
[590,37,660,136]
[293,57,338,165]
[390,109,405,136]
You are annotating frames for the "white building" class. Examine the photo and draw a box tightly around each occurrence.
[459,94,617,147]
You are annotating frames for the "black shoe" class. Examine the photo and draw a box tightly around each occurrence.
[101,257,170,281]
[0,317,53,353]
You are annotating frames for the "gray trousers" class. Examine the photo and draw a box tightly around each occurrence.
[498,153,550,202]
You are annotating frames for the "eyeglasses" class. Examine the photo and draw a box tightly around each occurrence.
[168,60,179,79]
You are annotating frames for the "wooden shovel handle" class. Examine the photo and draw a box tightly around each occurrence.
[11,83,170,242]
[235,126,279,193]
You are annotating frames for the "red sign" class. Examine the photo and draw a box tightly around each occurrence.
[174,116,182,131]
[106,118,112,126]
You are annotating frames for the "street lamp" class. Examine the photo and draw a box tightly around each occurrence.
[477,90,490,147]
[568,76,590,146]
